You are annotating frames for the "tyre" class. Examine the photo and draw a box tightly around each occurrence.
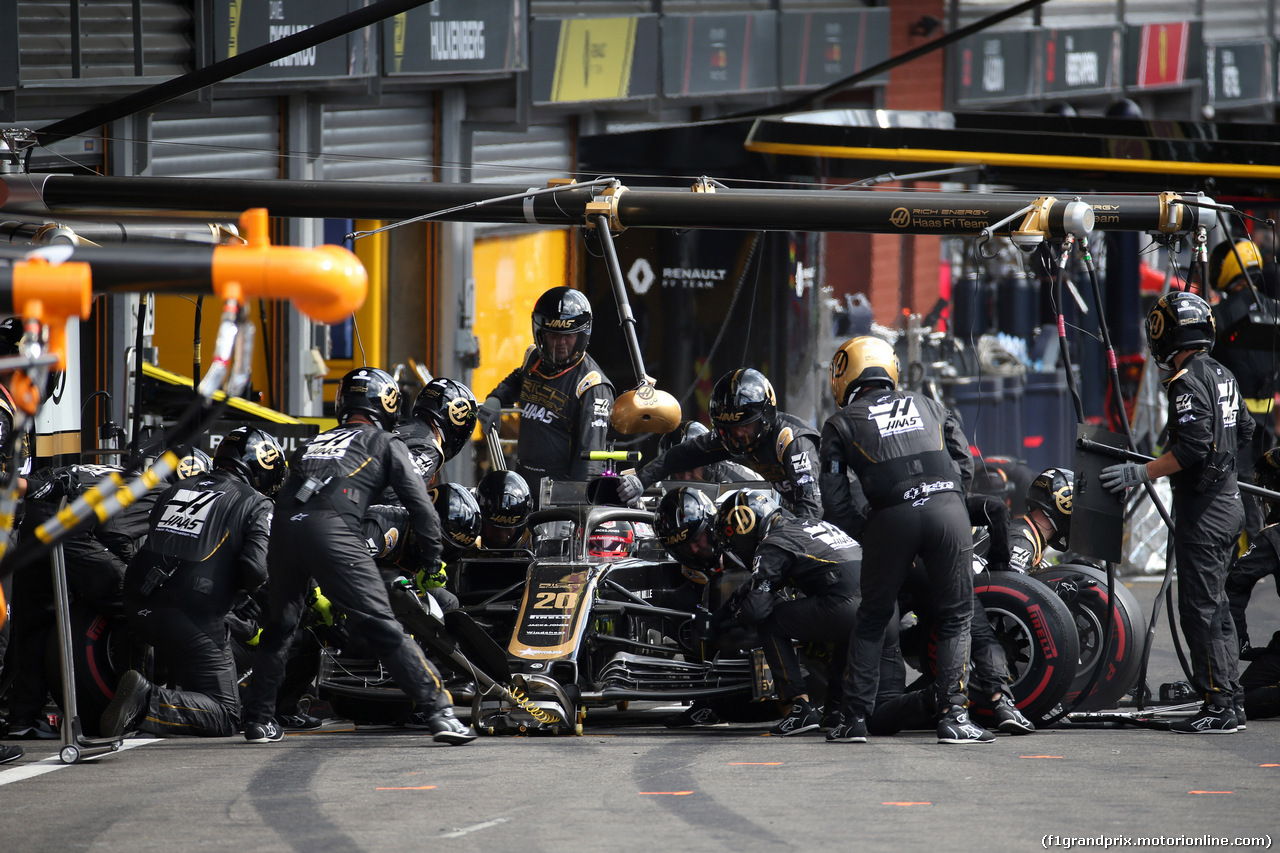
[973,571,1080,726]
[912,572,1079,727]
[1031,563,1144,712]
[43,604,143,737]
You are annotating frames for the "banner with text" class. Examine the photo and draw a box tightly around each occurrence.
[1039,26,1121,97]
[214,0,369,80]
[780,8,890,90]
[383,0,522,76]
[951,30,1034,105]
[1206,40,1273,107]
[531,15,658,103]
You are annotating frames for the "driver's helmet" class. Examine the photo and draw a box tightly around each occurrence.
[588,520,635,561]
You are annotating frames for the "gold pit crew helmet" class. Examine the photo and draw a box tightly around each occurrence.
[830,336,899,407]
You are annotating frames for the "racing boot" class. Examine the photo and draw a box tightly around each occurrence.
[770,698,821,736]
[100,670,152,739]
[244,720,285,743]
[825,713,868,743]
[279,713,324,730]
[990,695,1035,735]
[1169,702,1237,734]
[425,707,477,745]
[937,705,995,744]
[664,702,726,729]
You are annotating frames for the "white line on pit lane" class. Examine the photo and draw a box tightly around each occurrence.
[441,818,509,838]
[0,737,156,786]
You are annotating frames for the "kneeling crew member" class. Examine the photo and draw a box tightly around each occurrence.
[101,427,285,739]
[715,489,870,737]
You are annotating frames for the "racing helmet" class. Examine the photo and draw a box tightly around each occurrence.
[658,420,711,455]
[429,482,483,553]
[713,488,783,564]
[412,378,478,461]
[476,470,532,548]
[588,520,636,561]
[532,286,592,371]
[708,369,777,454]
[1210,239,1263,291]
[829,336,899,407]
[175,446,213,479]
[336,367,401,430]
[1145,291,1215,370]
[213,427,287,497]
[1025,467,1074,551]
[654,487,721,579]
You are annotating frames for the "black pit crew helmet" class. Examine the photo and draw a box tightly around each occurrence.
[476,470,532,548]
[412,378,478,461]
[658,419,711,455]
[709,369,777,454]
[713,488,783,565]
[830,336,899,406]
[336,367,401,430]
[214,427,287,497]
[175,446,213,479]
[654,486,721,579]
[1026,467,1074,551]
[1145,291,1215,370]
[430,482,483,554]
[532,286,592,371]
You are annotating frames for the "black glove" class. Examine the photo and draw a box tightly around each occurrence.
[616,473,644,506]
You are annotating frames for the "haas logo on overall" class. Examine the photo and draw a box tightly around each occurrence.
[868,396,923,436]
[156,489,224,537]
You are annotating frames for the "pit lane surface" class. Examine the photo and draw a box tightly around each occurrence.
[4,576,1278,853]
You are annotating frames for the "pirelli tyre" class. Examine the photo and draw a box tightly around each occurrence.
[972,571,1080,727]
[910,572,1079,728]
[43,604,145,736]
[1031,563,1143,712]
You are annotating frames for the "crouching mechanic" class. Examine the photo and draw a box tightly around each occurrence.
[1006,467,1074,574]
[619,369,822,518]
[1101,292,1250,734]
[714,489,881,736]
[821,336,993,745]
[1226,447,1280,721]
[100,427,285,739]
[240,368,475,745]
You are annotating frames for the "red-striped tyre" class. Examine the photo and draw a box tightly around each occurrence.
[1031,564,1144,712]
[43,604,142,736]
[910,572,1079,727]
[972,571,1080,727]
